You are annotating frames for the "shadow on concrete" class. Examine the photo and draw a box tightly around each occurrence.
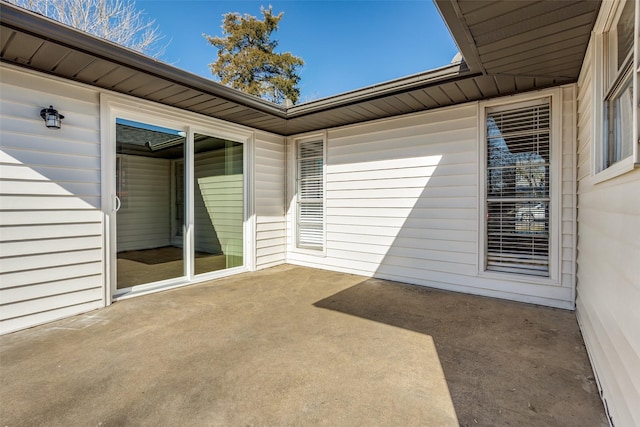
[314,277,607,427]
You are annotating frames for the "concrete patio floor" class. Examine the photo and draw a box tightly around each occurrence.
[0,265,607,426]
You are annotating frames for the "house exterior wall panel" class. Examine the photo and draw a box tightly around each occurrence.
[561,85,577,289]
[254,131,286,269]
[0,65,103,334]
[1,275,102,305]
[0,249,102,280]
[575,24,640,427]
[1,64,287,333]
[288,94,577,309]
[0,235,102,258]
[0,162,99,183]
[0,300,103,336]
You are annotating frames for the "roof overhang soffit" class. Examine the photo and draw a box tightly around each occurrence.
[434,0,601,82]
[1,1,601,136]
[0,3,286,115]
[434,0,485,74]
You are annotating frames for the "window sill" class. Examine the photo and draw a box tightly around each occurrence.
[593,156,638,184]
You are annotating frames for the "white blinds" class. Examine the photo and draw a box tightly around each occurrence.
[297,140,324,249]
[486,100,550,276]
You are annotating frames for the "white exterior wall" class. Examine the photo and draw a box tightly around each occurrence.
[0,65,104,334]
[575,36,640,427]
[0,64,288,333]
[254,131,286,269]
[287,88,577,309]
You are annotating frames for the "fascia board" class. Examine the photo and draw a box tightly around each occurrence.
[433,0,486,75]
[287,62,477,117]
[0,1,287,118]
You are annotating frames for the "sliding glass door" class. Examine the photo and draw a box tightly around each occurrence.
[115,119,185,289]
[113,120,244,293]
[193,134,244,274]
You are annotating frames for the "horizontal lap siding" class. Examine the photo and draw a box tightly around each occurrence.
[0,66,103,334]
[575,44,640,427]
[288,100,576,308]
[254,132,286,269]
[560,86,577,290]
[292,105,481,285]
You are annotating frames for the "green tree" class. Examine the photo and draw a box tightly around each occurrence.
[204,6,304,105]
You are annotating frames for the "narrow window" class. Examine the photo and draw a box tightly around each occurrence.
[486,99,551,277]
[602,0,634,170]
[296,139,324,250]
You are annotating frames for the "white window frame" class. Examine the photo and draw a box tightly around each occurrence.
[478,89,563,285]
[592,0,639,183]
[289,131,327,256]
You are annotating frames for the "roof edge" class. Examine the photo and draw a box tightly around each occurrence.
[433,0,485,75]
[0,1,288,118]
[287,62,476,117]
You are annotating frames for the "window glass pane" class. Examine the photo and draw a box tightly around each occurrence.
[616,0,634,70]
[115,118,185,289]
[299,158,323,178]
[300,177,323,199]
[487,105,550,199]
[486,101,550,276]
[297,140,324,250]
[194,134,244,274]
[605,72,633,167]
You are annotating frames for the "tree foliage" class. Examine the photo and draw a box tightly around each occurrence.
[204,6,304,105]
[6,0,165,57]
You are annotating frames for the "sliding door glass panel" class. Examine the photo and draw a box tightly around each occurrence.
[115,118,185,288]
[194,134,244,274]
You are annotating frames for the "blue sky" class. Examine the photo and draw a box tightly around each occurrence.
[137,0,458,102]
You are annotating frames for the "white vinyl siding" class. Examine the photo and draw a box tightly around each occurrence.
[560,86,578,292]
[116,155,171,252]
[296,139,324,250]
[485,100,551,276]
[0,64,103,334]
[287,95,576,309]
[576,23,640,427]
[254,131,286,269]
[0,64,287,333]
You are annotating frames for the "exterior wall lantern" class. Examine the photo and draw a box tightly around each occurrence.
[40,105,64,129]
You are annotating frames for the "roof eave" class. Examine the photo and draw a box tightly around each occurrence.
[0,1,288,118]
[433,0,485,74]
[288,61,476,118]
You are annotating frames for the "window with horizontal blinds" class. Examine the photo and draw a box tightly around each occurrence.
[486,100,550,277]
[297,139,324,249]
